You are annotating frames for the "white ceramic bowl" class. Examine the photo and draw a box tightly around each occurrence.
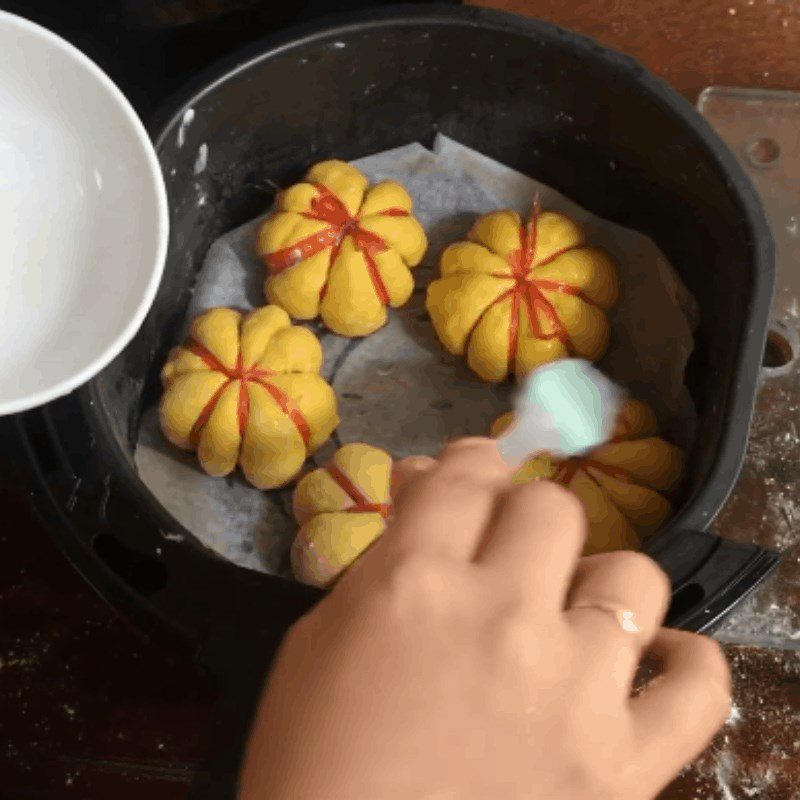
[0,11,168,415]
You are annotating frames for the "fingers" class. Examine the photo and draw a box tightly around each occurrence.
[476,481,587,610]
[565,552,672,694]
[391,455,436,502]
[567,551,671,648]
[631,629,731,788]
[386,438,513,560]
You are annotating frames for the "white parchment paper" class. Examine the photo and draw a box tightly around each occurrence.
[134,135,699,575]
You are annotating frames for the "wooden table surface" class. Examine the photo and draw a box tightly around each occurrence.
[2,1,800,798]
[477,0,800,101]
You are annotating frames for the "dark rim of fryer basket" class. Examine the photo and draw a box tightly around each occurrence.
[15,4,776,667]
[147,2,779,620]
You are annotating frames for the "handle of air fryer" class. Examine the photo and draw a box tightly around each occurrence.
[648,529,780,633]
[187,584,319,800]
[187,631,273,800]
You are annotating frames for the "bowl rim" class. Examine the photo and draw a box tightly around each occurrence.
[0,10,169,416]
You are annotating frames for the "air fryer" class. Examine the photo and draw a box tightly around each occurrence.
[12,7,777,798]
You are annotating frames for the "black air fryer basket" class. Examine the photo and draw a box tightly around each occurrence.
[13,6,776,797]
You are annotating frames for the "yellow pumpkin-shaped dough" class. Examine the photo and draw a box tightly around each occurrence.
[160,305,338,490]
[491,399,683,555]
[291,443,393,587]
[256,160,428,337]
[426,206,619,382]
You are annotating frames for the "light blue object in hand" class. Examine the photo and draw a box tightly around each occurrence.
[496,360,623,467]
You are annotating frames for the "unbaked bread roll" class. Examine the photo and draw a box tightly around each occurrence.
[292,443,394,587]
[160,305,338,490]
[427,206,619,382]
[257,160,427,337]
[492,399,682,554]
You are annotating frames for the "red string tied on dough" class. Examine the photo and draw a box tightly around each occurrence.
[184,340,312,448]
[327,463,392,518]
[262,183,408,308]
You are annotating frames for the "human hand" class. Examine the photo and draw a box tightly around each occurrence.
[240,438,730,800]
